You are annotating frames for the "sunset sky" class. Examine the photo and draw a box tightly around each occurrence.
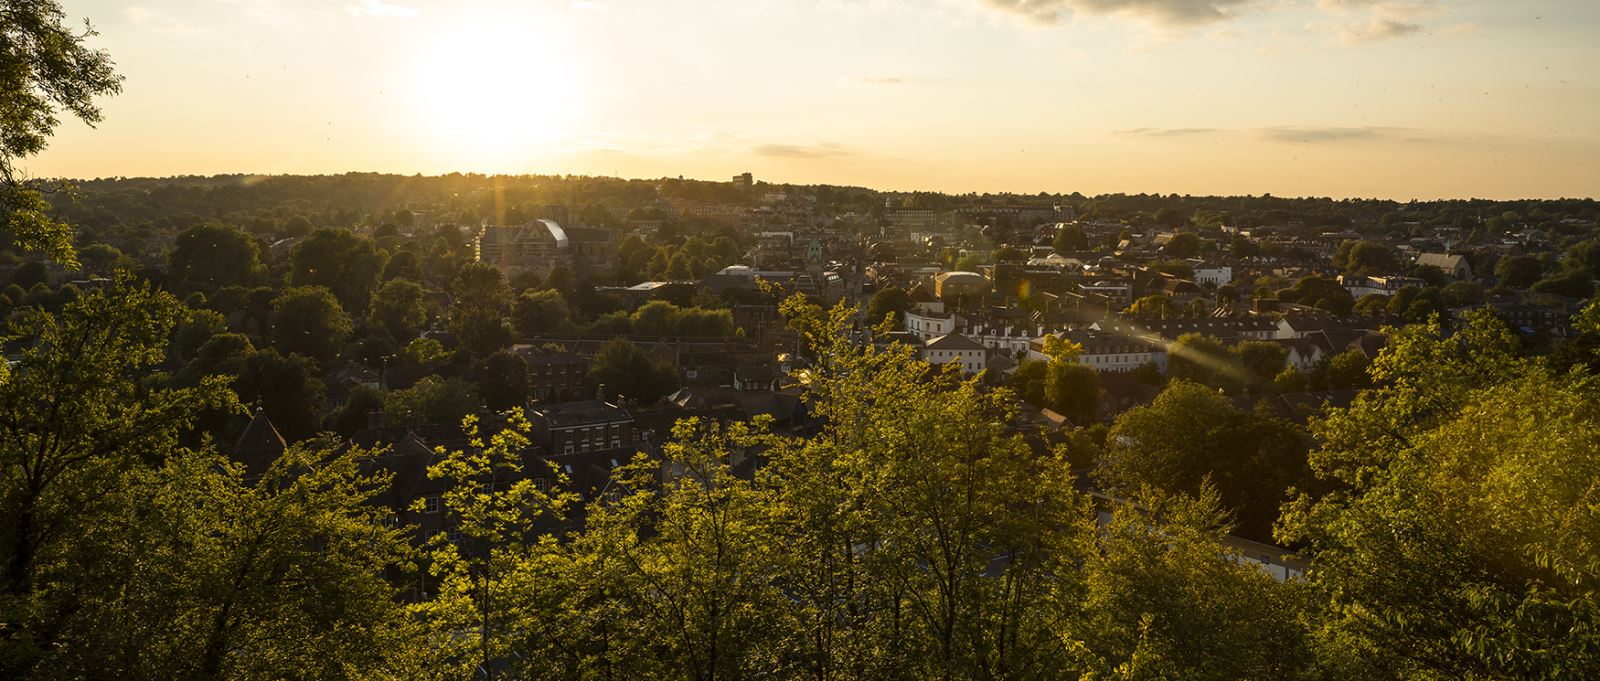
[32,0,1600,199]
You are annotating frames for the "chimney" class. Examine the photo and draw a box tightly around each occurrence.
[596,383,607,403]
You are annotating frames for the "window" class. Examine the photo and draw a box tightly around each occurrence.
[448,530,462,544]
[424,495,440,514]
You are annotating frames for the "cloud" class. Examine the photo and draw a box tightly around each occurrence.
[347,0,420,18]
[1115,127,1222,137]
[1255,126,1430,143]
[1311,0,1443,43]
[981,0,1255,28]
[842,75,907,86]
[1335,18,1420,43]
[753,143,852,159]
[124,5,201,34]
[1114,126,1439,144]
[215,0,289,23]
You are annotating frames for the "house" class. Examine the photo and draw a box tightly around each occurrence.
[1095,317,1278,343]
[934,271,988,299]
[1340,274,1426,298]
[518,349,591,402]
[359,430,450,546]
[1192,263,1234,286]
[1276,338,1325,370]
[922,333,988,374]
[905,308,957,340]
[1028,330,1168,374]
[474,219,571,280]
[1274,315,1389,340]
[231,407,286,479]
[529,400,636,456]
[1415,252,1472,279]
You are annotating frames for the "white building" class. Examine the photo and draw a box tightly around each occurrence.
[1028,330,1167,374]
[922,333,988,374]
[905,309,957,341]
[1192,263,1234,286]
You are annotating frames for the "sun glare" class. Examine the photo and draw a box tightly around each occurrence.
[409,16,582,167]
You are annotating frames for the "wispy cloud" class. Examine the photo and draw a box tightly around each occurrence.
[347,0,420,19]
[753,143,852,159]
[1312,0,1444,44]
[215,0,289,23]
[1334,18,1420,43]
[124,6,202,34]
[981,0,1255,28]
[842,75,907,86]
[1116,127,1222,137]
[1116,125,1441,144]
[1256,126,1425,143]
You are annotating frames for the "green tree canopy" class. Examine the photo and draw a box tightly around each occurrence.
[167,222,265,292]
[1052,224,1088,254]
[269,286,352,363]
[1,0,123,266]
[865,285,911,325]
[1280,311,1600,677]
[288,228,385,314]
[366,278,428,345]
[1100,380,1308,539]
[588,337,679,405]
[512,288,574,337]
[384,376,479,427]
[1493,254,1544,289]
[476,349,530,412]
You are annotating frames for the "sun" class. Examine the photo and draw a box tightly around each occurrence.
[409,16,582,166]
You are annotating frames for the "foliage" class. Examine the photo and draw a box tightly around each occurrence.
[449,262,514,357]
[367,278,429,345]
[1071,488,1315,680]
[1053,224,1088,254]
[269,286,353,363]
[0,282,238,674]
[865,284,911,325]
[511,288,575,337]
[1280,311,1600,678]
[588,337,680,406]
[1276,276,1355,314]
[410,413,577,677]
[288,229,386,314]
[1100,381,1308,540]
[384,376,479,427]
[234,349,328,442]
[167,222,265,292]
[628,300,734,337]
[1493,254,1544,289]
[1124,294,1175,317]
[475,350,530,412]
[0,0,122,266]
[1332,240,1401,275]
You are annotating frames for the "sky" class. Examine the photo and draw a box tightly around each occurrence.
[29,0,1600,199]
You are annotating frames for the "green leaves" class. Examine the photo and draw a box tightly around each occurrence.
[1282,309,1600,678]
[1,0,123,267]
